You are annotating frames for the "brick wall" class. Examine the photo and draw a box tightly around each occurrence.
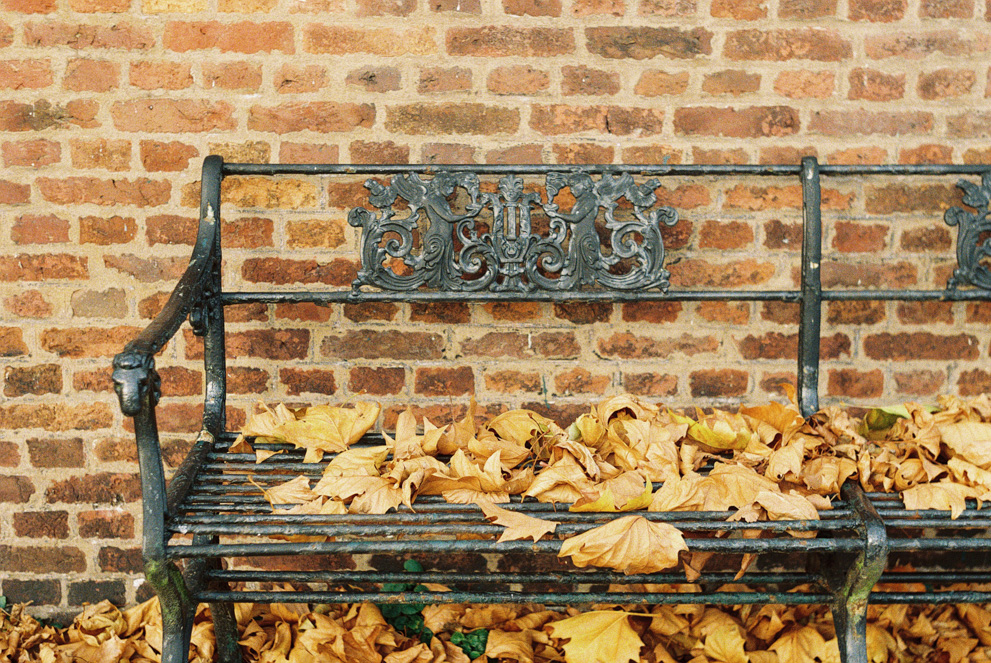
[0,0,989,616]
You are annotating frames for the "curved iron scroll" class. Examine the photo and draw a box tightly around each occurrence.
[348,171,679,293]
[945,170,991,291]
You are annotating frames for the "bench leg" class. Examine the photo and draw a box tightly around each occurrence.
[147,559,196,663]
[210,596,240,662]
[832,598,869,663]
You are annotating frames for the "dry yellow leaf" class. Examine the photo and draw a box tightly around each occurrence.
[571,471,653,513]
[753,490,819,538]
[254,475,317,507]
[940,421,991,469]
[768,626,828,663]
[902,480,977,519]
[703,623,749,663]
[478,500,559,543]
[485,630,535,663]
[548,611,644,663]
[558,515,688,575]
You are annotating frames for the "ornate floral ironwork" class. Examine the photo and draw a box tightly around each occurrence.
[347,170,679,293]
[945,170,991,291]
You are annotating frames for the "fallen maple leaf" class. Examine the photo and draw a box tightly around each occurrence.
[478,500,559,543]
[558,515,688,575]
[549,611,644,663]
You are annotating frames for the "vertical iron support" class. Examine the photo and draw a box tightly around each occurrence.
[826,483,889,663]
[200,155,227,437]
[798,156,823,417]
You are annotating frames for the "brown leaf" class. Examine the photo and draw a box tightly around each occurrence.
[479,501,559,543]
[558,515,688,575]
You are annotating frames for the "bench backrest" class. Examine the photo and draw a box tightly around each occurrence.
[193,157,991,426]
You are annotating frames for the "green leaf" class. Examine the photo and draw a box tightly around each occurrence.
[404,559,424,573]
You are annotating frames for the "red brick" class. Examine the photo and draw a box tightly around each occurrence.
[690,369,748,398]
[828,369,883,398]
[69,138,130,171]
[112,99,235,133]
[0,441,18,467]
[958,369,991,397]
[597,332,718,359]
[899,225,952,253]
[129,60,191,90]
[356,0,415,13]
[46,472,140,503]
[484,370,542,393]
[419,66,471,94]
[225,217,276,251]
[674,106,799,137]
[827,300,886,325]
[343,302,398,322]
[13,511,69,538]
[555,143,615,164]
[105,254,187,282]
[899,144,953,164]
[634,70,690,97]
[669,258,776,287]
[865,332,979,360]
[0,475,34,503]
[698,220,753,249]
[504,0,561,14]
[737,331,850,360]
[346,66,399,93]
[0,22,9,48]
[779,0,837,17]
[187,329,307,361]
[387,103,518,135]
[948,111,991,138]
[531,104,664,136]
[303,25,437,56]
[28,437,86,467]
[279,142,338,164]
[1,546,86,573]
[865,31,986,59]
[411,302,470,323]
[69,0,131,11]
[702,69,760,95]
[485,144,543,164]
[697,301,750,324]
[447,27,574,57]
[896,301,954,325]
[918,68,976,100]
[4,290,52,318]
[224,367,267,395]
[573,0,624,13]
[828,147,889,164]
[821,261,917,288]
[461,331,529,358]
[155,366,201,397]
[164,21,293,53]
[24,21,153,50]
[532,331,580,358]
[585,26,711,59]
[1,580,60,606]
[724,28,851,61]
[3,0,56,11]
[78,511,135,539]
[40,326,139,358]
[620,301,682,323]
[848,68,904,101]
[849,0,906,20]
[487,65,550,95]
[0,254,88,281]
[415,367,474,396]
[98,546,142,573]
[553,301,612,324]
[480,302,541,321]
[774,70,835,98]
[623,372,678,397]
[242,257,356,285]
[322,330,443,360]
[562,65,620,96]
[62,58,117,93]
[145,214,196,246]
[894,369,944,396]
[865,184,959,214]
[3,139,60,167]
[201,60,262,91]
[810,110,933,136]
[920,0,973,16]
[5,363,61,397]
[249,102,374,133]
[72,368,112,393]
[638,0,697,15]
[712,0,766,18]
[349,367,404,396]
[351,140,409,165]
[279,368,336,396]
[138,140,197,172]
[0,58,51,89]
[71,288,126,319]
[11,214,69,244]
[422,143,476,163]
[0,328,25,359]
[554,367,609,395]
[832,221,888,253]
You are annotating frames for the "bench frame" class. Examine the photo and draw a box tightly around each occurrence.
[113,156,991,663]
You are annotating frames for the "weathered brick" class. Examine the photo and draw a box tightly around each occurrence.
[4,290,52,318]
[202,60,262,91]
[920,0,973,17]
[849,0,906,20]
[865,31,987,59]
[828,369,884,399]
[899,144,954,164]
[620,301,682,323]
[343,302,398,322]
[46,472,140,503]
[41,326,140,357]
[555,367,610,395]
[0,58,51,89]
[573,0,624,13]
[69,580,125,607]
[504,0,561,14]
[98,546,143,573]
[356,0,415,13]
[488,65,550,96]
[113,99,235,133]
[555,143,615,164]
[712,0,766,18]
[461,331,530,358]
[848,68,905,101]
[531,105,664,136]
[242,257,356,285]
[158,366,201,396]
[827,300,886,325]
[562,66,620,96]
[703,70,761,95]
[0,441,20,467]
[532,331,580,358]
[280,142,339,164]
[349,367,405,396]
[551,301,610,324]
[623,372,678,397]
[864,332,979,360]
[0,580,60,607]
[638,0,697,15]
[918,68,976,100]
[448,27,574,57]
[3,0,57,11]
[690,369,748,398]
[73,368,112,393]
[164,21,294,53]
[821,261,917,288]
[24,21,154,50]
[699,220,754,249]
[129,60,192,90]
[737,332,850,360]
[278,368,337,396]
[419,66,471,94]
[322,330,443,360]
[697,301,750,324]
[78,510,135,539]
[351,140,409,165]
[810,110,934,136]
[779,0,837,17]
[1,546,86,573]
[832,221,888,252]
[0,254,88,281]
[828,146,889,164]
[674,106,799,137]
[948,111,991,138]
[422,143,476,163]
[146,214,196,245]
[11,214,70,244]
[286,219,346,249]
[2,139,60,167]
[586,26,711,59]
[486,144,543,164]
[894,369,944,396]
[104,254,187,282]
[274,302,332,323]
[13,510,68,538]
[249,102,374,133]
[724,29,851,61]
[304,25,436,56]
[774,70,835,98]
[597,332,719,359]
[897,301,954,325]
[865,183,959,214]
[414,366,474,396]
[346,66,400,93]
[669,258,776,288]
[0,475,34,502]
[227,367,270,394]
[634,70,690,96]
[5,364,61,397]
[387,103,519,135]
[69,138,130,171]
[484,370,542,393]
[190,329,309,361]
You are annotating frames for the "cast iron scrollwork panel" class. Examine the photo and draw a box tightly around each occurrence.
[348,170,679,293]
[945,170,991,291]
